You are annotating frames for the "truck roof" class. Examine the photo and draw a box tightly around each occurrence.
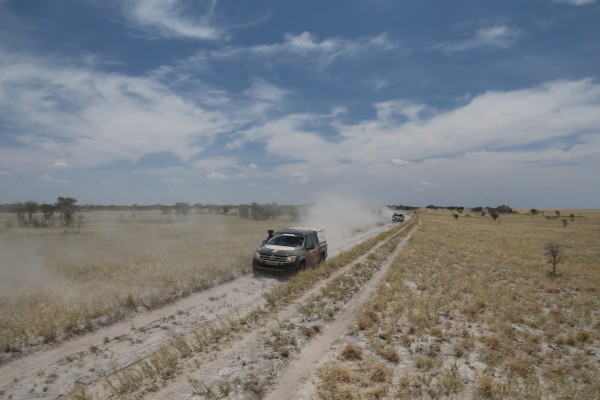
[280,227,327,243]
[286,226,322,232]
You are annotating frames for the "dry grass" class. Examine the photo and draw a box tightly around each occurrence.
[70,214,412,398]
[0,211,283,353]
[317,359,391,400]
[316,209,600,399]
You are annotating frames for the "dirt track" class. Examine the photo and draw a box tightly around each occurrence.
[0,220,415,399]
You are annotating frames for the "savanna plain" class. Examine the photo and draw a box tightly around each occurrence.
[0,211,281,355]
[0,208,599,400]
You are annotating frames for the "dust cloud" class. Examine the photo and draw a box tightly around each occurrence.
[299,195,391,255]
[0,239,60,309]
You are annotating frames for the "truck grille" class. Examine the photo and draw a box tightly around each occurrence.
[259,254,288,262]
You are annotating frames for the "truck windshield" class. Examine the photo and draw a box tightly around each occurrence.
[267,234,304,247]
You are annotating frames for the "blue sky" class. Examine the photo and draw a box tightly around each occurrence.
[0,0,599,208]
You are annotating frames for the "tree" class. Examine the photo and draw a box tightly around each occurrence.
[16,203,26,225]
[10,202,27,226]
[174,202,190,219]
[56,197,77,229]
[250,203,267,220]
[40,203,56,225]
[238,204,250,219]
[160,205,171,214]
[496,205,513,214]
[544,243,564,276]
[24,201,39,224]
[529,208,539,216]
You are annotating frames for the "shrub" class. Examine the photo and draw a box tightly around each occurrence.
[545,242,564,276]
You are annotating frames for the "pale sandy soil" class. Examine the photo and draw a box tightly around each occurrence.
[0,219,412,400]
[264,229,416,400]
[0,274,279,399]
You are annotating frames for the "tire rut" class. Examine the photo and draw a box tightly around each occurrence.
[139,221,417,400]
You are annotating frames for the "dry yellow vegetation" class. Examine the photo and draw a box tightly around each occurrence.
[0,211,281,353]
[318,209,600,399]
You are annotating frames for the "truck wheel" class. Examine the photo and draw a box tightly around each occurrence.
[297,260,306,273]
[252,266,261,277]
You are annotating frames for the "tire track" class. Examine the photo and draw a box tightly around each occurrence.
[264,223,417,400]
[141,221,417,400]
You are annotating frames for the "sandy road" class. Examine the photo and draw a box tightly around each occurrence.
[263,230,415,400]
[0,274,280,399]
[139,221,416,400]
[0,221,401,400]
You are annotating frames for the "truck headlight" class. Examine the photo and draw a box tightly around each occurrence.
[286,255,297,262]
[254,252,260,260]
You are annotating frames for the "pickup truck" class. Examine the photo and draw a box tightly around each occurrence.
[252,227,327,276]
[392,213,405,222]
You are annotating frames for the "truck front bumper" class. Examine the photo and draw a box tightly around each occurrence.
[252,259,298,275]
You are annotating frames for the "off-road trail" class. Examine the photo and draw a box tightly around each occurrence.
[263,230,415,400]
[0,219,416,400]
[0,275,280,399]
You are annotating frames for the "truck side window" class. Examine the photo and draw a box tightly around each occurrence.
[306,234,314,248]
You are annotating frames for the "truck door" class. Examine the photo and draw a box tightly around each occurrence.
[306,233,319,267]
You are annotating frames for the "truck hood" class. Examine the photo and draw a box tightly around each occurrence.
[263,244,297,251]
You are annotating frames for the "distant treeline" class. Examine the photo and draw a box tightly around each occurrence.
[0,198,309,226]
[2,197,79,228]
[388,204,420,211]
[423,204,516,214]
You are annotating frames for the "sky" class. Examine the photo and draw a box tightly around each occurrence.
[0,0,599,208]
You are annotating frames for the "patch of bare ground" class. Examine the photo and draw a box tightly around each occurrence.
[310,209,600,400]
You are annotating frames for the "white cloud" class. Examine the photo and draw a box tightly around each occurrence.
[243,78,289,102]
[194,31,400,68]
[38,174,69,184]
[333,79,600,165]
[434,25,521,53]
[238,113,338,166]
[53,159,69,168]
[0,54,238,172]
[206,172,228,179]
[264,32,398,64]
[121,0,222,40]
[554,0,596,5]
[162,178,186,183]
[391,159,410,166]
[193,156,238,172]
[418,180,439,187]
[290,171,309,184]
[224,79,600,197]
[374,101,432,122]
